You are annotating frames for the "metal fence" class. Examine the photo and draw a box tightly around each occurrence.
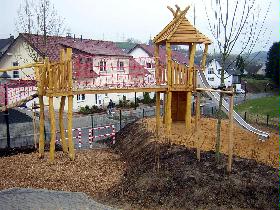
[0,104,277,150]
[0,106,163,150]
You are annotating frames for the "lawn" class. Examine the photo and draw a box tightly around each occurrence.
[235,95,279,117]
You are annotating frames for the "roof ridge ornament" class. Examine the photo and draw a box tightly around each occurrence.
[167,5,190,18]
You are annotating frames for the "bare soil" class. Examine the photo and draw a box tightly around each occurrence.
[0,118,278,209]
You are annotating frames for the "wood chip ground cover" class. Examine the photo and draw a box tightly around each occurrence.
[0,118,278,209]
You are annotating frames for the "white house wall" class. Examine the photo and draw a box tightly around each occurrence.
[0,37,38,79]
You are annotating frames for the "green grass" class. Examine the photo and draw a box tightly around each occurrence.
[235,96,279,117]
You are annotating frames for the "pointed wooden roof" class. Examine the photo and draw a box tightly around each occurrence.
[153,6,212,45]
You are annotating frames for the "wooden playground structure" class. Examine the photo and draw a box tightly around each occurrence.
[0,5,235,171]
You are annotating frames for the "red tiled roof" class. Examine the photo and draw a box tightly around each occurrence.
[20,33,130,61]
[129,44,189,66]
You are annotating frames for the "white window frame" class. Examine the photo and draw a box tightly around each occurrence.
[77,94,85,102]
[99,60,106,71]
[117,60,124,71]
[208,77,215,81]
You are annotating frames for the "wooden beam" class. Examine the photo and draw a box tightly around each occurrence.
[196,87,233,95]
[227,87,234,173]
[49,96,56,162]
[156,92,161,136]
[166,91,172,137]
[166,42,172,88]
[59,96,68,153]
[155,44,160,85]
[67,95,75,160]
[38,95,45,158]
[185,43,196,131]
[0,63,44,72]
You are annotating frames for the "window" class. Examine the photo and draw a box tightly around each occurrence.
[13,71,19,78]
[12,62,19,78]
[218,69,221,75]
[208,68,214,74]
[146,62,152,69]
[208,77,214,81]
[100,60,106,71]
[117,60,124,71]
[95,94,98,104]
[77,94,85,101]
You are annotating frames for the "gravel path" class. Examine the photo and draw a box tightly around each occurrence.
[0,188,116,210]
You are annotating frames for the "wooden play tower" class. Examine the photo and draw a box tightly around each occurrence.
[153,5,211,136]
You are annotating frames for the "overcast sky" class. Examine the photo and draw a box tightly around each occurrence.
[0,0,279,53]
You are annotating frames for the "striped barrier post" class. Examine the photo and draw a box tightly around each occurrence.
[111,125,116,144]
[88,129,93,149]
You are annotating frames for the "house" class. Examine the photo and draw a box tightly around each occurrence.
[128,43,189,94]
[204,59,242,91]
[256,64,266,76]
[0,35,14,58]
[0,33,148,110]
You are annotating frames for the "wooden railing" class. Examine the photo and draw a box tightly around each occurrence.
[171,60,188,87]
[37,48,73,96]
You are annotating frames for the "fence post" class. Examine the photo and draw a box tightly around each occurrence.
[266,115,269,126]
[4,84,10,149]
[119,110,122,129]
[91,115,94,130]
[134,92,137,110]
[244,112,247,121]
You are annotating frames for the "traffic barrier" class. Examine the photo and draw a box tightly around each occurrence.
[88,125,116,148]
[56,128,82,148]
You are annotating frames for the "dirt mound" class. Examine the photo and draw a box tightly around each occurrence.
[104,121,278,210]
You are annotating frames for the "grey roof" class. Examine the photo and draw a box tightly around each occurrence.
[0,36,15,58]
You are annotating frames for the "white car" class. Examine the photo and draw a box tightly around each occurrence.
[235,89,245,94]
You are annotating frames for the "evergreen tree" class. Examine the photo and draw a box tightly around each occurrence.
[265,42,279,87]
[236,55,245,74]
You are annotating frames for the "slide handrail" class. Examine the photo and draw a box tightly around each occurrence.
[197,70,269,139]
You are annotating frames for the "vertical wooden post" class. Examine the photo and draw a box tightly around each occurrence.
[49,96,56,161]
[227,88,234,173]
[163,93,166,124]
[32,103,37,149]
[58,49,67,153]
[38,60,47,158]
[155,44,161,136]
[59,96,67,153]
[195,92,201,160]
[66,48,75,160]
[185,43,196,131]
[166,42,172,137]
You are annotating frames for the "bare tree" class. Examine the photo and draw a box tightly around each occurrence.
[203,0,272,161]
[16,0,67,60]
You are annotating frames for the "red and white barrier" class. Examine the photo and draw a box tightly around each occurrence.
[89,125,116,148]
[56,128,82,148]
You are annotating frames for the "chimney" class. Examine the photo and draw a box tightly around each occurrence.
[80,35,83,41]
[9,34,14,40]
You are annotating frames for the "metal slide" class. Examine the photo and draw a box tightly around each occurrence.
[197,70,269,139]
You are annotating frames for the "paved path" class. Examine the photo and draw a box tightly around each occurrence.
[0,188,116,210]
